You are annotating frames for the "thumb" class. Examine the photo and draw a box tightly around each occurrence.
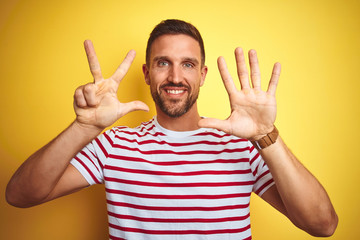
[119,101,150,117]
[198,118,232,135]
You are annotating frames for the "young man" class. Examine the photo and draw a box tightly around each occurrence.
[6,19,338,239]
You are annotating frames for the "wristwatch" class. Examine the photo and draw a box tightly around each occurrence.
[251,126,279,150]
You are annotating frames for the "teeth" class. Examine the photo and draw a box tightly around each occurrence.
[167,90,184,94]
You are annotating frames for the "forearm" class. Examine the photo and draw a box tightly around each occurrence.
[6,121,102,207]
[260,136,338,236]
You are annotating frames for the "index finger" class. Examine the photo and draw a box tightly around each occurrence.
[111,49,136,84]
[84,40,103,82]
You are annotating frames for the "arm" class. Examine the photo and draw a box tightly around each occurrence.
[198,48,338,236]
[260,137,338,237]
[6,122,99,208]
[6,40,149,208]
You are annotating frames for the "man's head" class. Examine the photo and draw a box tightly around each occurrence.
[146,19,205,67]
[143,19,208,119]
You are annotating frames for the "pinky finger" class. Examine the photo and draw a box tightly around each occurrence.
[267,62,281,96]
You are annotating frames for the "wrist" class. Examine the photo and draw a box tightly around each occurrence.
[72,120,104,137]
[250,125,279,150]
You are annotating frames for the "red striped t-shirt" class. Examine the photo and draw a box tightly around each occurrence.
[71,117,275,240]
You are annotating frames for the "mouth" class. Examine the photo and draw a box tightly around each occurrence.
[161,84,189,97]
[166,89,185,94]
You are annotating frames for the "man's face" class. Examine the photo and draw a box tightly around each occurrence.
[143,34,208,118]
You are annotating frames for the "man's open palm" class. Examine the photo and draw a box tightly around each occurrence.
[199,48,281,140]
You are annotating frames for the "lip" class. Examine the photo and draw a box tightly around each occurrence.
[160,84,189,98]
[162,87,187,97]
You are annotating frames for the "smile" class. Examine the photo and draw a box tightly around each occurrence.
[166,89,185,94]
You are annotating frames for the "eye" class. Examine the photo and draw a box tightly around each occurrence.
[158,61,169,67]
[183,62,194,68]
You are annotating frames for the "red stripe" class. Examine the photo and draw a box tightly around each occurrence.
[80,150,100,172]
[109,155,249,166]
[141,119,153,126]
[75,157,101,184]
[104,176,255,187]
[105,165,252,176]
[249,152,260,165]
[111,144,249,155]
[109,234,125,240]
[114,135,247,147]
[109,223,251,235]
[103,131,114,145]
[139,123,155,132]
[249,145,256,153]
[107,200,249,211]
[253,164,259,177]
[112,128,166,138]
[106,188,251,199]
[255,179,274,195]
[95,137,109,158]
[113,126,128,130]
[108,211,250,223]
[257,169,271,182]
[87,149,103,169]
[193,131,232,138]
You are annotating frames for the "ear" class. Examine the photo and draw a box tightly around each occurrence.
[142,64,150,85]
[200,65,208,87]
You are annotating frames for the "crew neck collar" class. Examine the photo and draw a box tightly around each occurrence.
[153,116,206,138]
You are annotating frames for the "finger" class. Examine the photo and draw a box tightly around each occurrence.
[83,83,98,107]
[74,86,87,108]
[235,47,251,90]
[267,62,281,96]
[119,101,150,117]
[198,118,232,135]
[111,49,136,84]
[217,56,237,95]
[248,49,261,89]
[84,40,103,82]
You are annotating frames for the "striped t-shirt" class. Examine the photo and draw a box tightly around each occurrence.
[71,117,275,240]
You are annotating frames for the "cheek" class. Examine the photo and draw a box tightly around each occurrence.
[188,72,204,87]
[148,77,161,94]
[150,70,167,82]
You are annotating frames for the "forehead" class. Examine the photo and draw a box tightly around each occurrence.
[149,34,201,62]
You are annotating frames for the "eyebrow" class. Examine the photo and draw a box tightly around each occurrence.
[153,56,169,63]
[183,57,199,65]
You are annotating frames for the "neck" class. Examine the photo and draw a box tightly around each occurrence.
[156,103,202,131]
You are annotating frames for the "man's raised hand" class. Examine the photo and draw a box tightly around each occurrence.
[74,40,149,130]
[198,48,281,140]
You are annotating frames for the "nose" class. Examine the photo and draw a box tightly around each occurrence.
[168,65,182,84]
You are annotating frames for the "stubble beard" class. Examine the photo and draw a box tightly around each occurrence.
[151,84,199,118]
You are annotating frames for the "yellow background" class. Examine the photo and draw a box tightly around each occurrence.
[0,0,359,239]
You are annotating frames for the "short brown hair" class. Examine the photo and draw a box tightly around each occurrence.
[146,19,205,66]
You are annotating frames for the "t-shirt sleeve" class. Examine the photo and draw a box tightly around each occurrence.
[70,129,115,185]
[248,142,275,196]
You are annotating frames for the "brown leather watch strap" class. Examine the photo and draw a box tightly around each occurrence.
[251,126,279,150]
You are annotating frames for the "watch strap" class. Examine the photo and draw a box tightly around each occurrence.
[251,126,279,150]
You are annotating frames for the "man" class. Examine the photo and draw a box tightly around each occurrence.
[6,19,338,239]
